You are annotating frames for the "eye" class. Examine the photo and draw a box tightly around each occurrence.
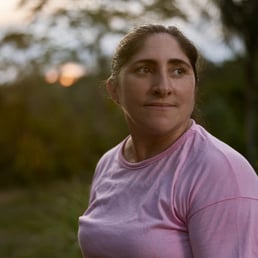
[135,65,153,74]
[171,67,186,77]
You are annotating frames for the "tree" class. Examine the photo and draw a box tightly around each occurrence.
[0,0,187,186]
[217,0,258,168]
[196,0,258,168]
[0,0,184,84]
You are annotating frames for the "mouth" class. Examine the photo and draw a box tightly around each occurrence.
[144,102,176,108]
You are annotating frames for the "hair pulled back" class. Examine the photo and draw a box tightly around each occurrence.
[110,24,199,83]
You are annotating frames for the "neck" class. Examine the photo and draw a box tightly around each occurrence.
[124,120,192,163]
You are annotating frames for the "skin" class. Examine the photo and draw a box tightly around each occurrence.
[107,33,196,162]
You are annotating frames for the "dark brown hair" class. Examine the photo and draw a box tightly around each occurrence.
[110,24,199,83]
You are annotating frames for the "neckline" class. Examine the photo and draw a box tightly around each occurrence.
[118,120,196,169]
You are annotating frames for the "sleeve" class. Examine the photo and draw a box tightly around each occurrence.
[87,143,121,205]
[188,197,258,258]
[182,141,258,257]
[87,156,106,205]
[173,133,258,257]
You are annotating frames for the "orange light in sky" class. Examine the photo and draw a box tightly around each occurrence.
[44,62,86,87]
[59,75,76,87]
[45,69,59,84]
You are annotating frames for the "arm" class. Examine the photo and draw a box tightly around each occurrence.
[188,197,258,258]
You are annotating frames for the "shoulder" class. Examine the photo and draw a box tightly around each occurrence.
[87,139,125,203]
[174,123,258,217]
[94,139,124,179]
[189,123,255,179]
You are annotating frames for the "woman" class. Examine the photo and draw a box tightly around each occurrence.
[78,24,258,257]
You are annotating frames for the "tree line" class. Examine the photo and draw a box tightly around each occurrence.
[0,0,257,187]
[0,58,256,187]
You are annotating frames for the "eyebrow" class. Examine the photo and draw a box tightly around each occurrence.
[131,58,192,68]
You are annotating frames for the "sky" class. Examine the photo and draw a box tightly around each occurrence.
[0,0,237,66]
[0,0,26,27]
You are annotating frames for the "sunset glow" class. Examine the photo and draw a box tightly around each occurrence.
[45,69,59,84]
[0,0,27,27]
[44,62,86,87]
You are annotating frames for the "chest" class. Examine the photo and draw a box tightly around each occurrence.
[79,163,193,258]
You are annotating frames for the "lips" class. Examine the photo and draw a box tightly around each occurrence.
[144,102,176,107]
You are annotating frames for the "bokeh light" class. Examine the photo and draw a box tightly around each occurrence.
[44,62,86,87]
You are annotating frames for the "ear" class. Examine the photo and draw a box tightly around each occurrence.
[106,77,120,105]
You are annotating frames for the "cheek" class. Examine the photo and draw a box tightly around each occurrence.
[117,77,143,103]
[116,84,135,107]
[186,77,196,97]
[189,88,196,108]
[178,83,196,113]
[179,81,195,101]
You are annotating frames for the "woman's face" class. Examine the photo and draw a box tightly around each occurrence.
[108,33,196,138]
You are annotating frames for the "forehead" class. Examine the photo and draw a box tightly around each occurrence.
[128,33,190,66]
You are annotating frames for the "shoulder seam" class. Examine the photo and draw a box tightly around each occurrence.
[189,196,258,221]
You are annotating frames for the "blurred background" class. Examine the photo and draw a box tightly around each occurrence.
[0,0,257,257]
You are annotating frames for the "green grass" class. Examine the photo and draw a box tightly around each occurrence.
[0,179,90,258]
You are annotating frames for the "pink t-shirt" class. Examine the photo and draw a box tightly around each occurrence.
[78,121,258,258]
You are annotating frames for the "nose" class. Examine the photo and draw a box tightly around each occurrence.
[151,70,172,97]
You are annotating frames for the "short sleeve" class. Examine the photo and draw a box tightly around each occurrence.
[172,127,258,257]
[188,197,258,257]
